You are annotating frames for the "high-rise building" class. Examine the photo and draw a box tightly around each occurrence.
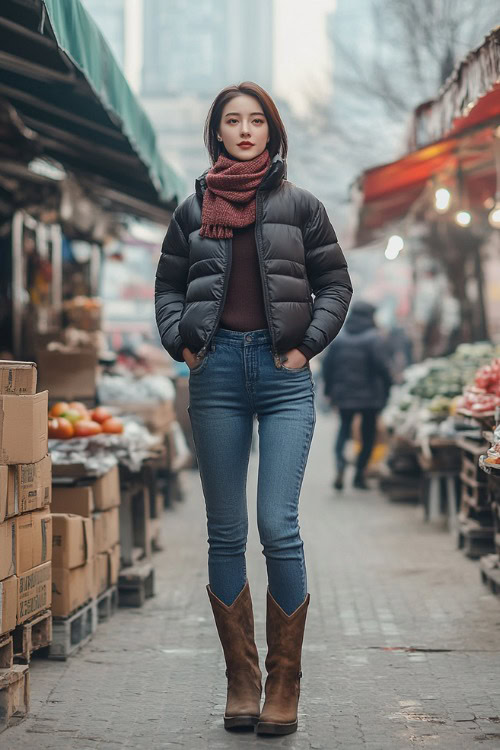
[140,0,274,195]
[80,0,275,198]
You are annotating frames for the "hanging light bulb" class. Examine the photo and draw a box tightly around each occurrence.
[384,234,404,260]
[453,163,471,227]
[489,132,500,228]
[434,187,451,213]
[488,202,500,229]
[455,210,471,227]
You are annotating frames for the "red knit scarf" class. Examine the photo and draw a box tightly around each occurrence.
[199,149,271,239]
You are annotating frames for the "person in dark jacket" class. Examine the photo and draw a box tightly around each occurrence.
[322,301,392,490]
[155,81,352,735]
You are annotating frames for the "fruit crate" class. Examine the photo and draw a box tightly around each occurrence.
[456,437,489,485]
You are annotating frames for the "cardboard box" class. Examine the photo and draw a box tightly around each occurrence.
[0,456,52,523]
[51,514,93,569]
[15,509,52,575]
[93,507,119,554]
[0,466,14,522]
[92,465,120,511]
[94,543,120,596]
[51,485,94,517]
[0,575,17,635]
[0,518,16,580]
[52,562,93,617]
[37,347,97,401]
[17,561,51,624]
[0,361,37,395]
[0,391,48,464]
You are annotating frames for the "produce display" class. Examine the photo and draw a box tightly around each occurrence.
[384,342,500,442]
[481,423,500,468]
[49,420,161,473]
[48,401,124,439]
[456,358,500,415]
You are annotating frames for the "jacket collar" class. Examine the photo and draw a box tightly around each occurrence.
[195,152,286,201]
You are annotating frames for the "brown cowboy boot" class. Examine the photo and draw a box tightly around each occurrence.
[207,580,262,729]
[256,589,310,735]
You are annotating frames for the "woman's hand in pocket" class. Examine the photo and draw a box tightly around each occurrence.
[183,347,200,370]
[282,348,308,369]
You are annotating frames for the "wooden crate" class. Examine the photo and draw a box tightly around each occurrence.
[95,586,118,623]
[480,554,500,595]
[0,665,29,733]
[456,438,489,485]
[13,609,52,664]
[48,599,97,661]
[118,562,155,608]
[460,476,490,509]
[0,635,13,670]
[418,439,461,473]
[457,514,495,559]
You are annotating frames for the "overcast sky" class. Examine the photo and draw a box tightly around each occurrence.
[273,0,336,115]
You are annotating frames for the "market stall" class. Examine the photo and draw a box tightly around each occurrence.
[0,0,189,731]
[380,343,500,583]
[352,27,500,351]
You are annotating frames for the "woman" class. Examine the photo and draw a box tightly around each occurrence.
[155,82,352,735]
[321,301,392,490]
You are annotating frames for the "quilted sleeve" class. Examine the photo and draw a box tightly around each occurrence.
[301,199,353,357]
[154,209,190,362]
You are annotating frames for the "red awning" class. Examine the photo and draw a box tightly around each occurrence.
[354,28,500,246]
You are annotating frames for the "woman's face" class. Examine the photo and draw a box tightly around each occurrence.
[217,94,270,161]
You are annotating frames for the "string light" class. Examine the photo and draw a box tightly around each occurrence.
[488,129,500,229]
[385,234,404,260]
[488,203,500,229]
[455,210,471,227]
[434,187,451,213]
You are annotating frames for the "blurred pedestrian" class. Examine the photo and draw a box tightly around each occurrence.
[322,301,392,490]
[155,82,352,735]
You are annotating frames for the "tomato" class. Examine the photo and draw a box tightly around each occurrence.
[61,408,83,425]
[101,417,124,434]
[68,401,91,418]
[73,420,102,437]
[49,402,69,418]
[91,407,112,424]
[48,417,74,440]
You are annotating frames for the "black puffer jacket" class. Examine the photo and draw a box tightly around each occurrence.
[321,301,392,410]
[155,154,352,362]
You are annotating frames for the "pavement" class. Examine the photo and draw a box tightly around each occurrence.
[3,407,500,750]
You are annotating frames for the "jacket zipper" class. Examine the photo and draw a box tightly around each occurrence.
[254,191,281,366]
[195,236,232,359]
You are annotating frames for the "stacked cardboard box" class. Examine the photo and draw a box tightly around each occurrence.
[51,514,94,616]
[51,465,121,606]
[0,361,52,666]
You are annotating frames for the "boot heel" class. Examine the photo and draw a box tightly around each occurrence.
[225,715,259,729]
[256,719,298,735]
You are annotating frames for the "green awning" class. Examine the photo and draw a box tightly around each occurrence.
[0,0,186,220]
[42,0,185,204]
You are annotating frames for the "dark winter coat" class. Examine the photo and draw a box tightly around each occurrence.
[155,154,352,362]
[321,301,392,411]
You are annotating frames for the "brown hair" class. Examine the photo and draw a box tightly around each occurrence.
[204,81,288,165]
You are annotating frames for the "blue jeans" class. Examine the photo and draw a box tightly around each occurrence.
[187,327,316,615]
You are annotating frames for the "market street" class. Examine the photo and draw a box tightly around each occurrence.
[3,408,500,750]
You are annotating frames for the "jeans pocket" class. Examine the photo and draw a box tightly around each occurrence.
[189,352,210,375]
[281,362,310,373]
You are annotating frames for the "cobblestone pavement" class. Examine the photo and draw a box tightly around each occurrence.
[4,409,500,750]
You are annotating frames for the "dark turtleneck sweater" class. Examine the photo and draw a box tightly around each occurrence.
[219,223,314,360]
